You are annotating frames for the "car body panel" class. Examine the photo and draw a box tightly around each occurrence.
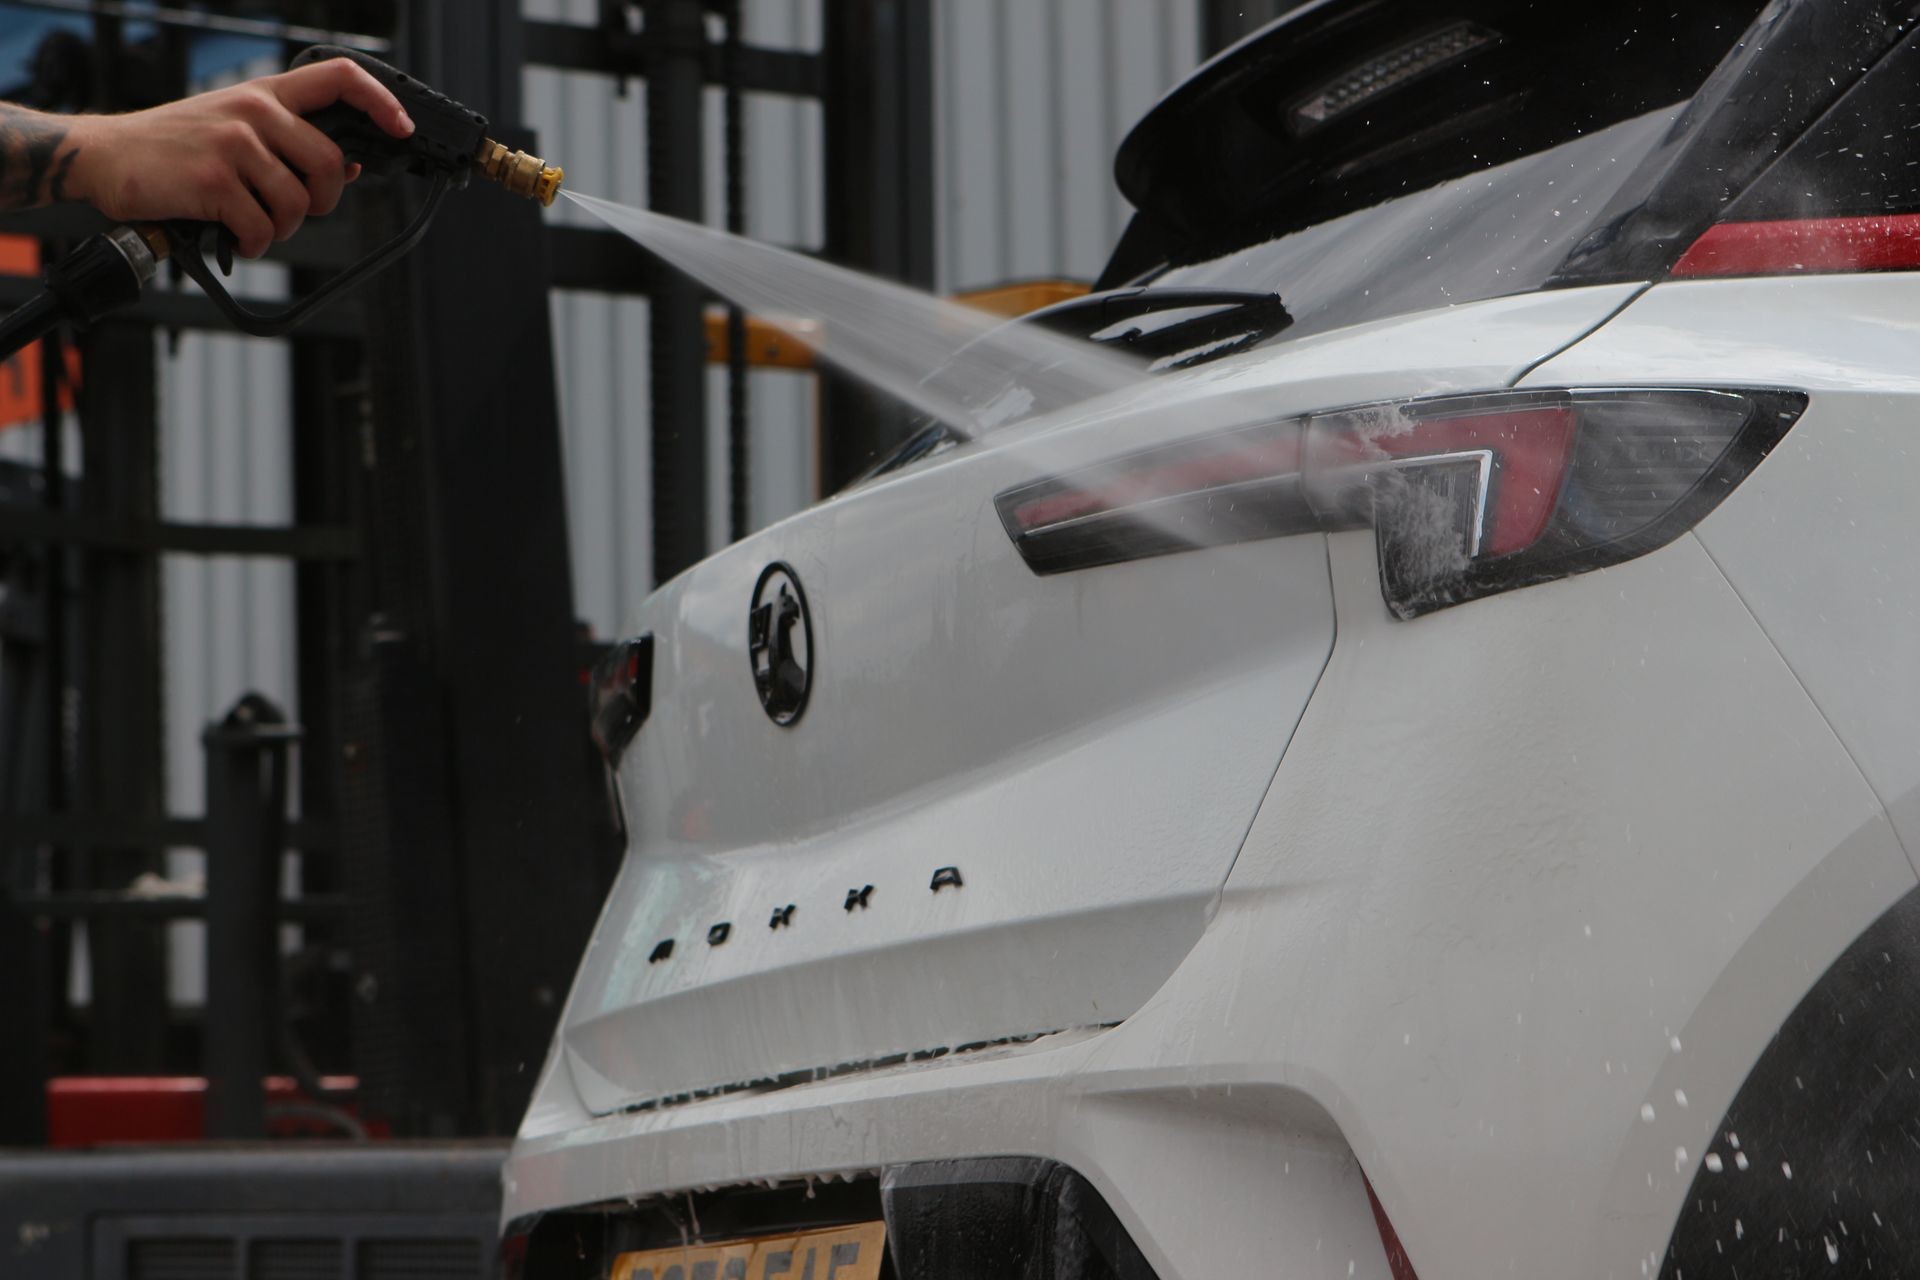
[553,284,1644,1116]
[1226,527,1910,1278]
[1522,272,1920,874]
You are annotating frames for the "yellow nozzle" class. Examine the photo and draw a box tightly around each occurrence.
[475,139,564,206]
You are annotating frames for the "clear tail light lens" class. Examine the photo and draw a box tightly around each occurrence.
[995,388,1806,617]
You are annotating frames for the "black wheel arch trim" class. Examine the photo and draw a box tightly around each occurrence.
[1661,880,1920,1275]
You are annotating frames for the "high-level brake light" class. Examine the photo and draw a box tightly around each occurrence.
[1291,22,1500,133]
[995,388,1806,617]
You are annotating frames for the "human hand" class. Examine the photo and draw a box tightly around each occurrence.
[61,57,415,259]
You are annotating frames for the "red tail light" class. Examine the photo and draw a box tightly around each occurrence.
[1363,1177,1421,1280]
[1671,213,1920,278]
[995,388,1806,617]
[1305,404,1576,558]
[498,1232,528,1280]
[589,635,653,765]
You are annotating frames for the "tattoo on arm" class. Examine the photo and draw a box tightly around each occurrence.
[0,105,76,210]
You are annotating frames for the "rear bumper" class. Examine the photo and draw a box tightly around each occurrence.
[507,1026,1385,1280]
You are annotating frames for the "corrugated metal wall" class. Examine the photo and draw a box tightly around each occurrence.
[937,0,1197,292]
[537,0,1199,639]
[83,4,1203,1004]
[525,0,831,642]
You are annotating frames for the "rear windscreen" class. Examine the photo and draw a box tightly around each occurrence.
[1107,0,1774,340]
[1142,105,1677,345]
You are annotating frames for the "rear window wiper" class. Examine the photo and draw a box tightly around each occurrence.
[1024,287,1292,366]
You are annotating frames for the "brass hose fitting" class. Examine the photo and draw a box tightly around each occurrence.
[134,223,172,263]
[476,139,564,206]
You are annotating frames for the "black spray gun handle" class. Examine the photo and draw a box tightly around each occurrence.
[159,45,561,337]
[292,45,488,185]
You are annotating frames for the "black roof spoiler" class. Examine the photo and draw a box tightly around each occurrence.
[1108,0,1913,285]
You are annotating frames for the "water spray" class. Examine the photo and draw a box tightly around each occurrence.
[564,191,1153,443]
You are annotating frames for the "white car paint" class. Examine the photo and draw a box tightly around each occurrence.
[506,260,1920,1275]
[549,283,1641,1118]
[1522,272,1920,870]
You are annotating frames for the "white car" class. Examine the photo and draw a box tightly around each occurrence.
[503,2,1920,1276]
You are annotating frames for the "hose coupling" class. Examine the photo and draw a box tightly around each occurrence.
[475,139,563,206]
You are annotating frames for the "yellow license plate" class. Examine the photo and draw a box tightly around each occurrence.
[612,1221,887,1280]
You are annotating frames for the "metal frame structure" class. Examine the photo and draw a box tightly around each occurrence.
[0,0,937,1144]
[525,0,936,574]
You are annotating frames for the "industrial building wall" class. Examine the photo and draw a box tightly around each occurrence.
[936,0,1199,292]
[117,4,1201,1006]
[535,0,1200,641]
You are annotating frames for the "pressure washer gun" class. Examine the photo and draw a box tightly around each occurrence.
[0,45,563,361]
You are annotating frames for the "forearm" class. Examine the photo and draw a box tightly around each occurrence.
[0,104,81,211]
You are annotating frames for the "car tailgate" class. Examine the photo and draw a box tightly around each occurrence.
[557,284,1642,1114]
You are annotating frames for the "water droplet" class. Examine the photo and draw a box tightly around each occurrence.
[1704,1153,1724,1173]
[1727,1131,1741,1149]
[1674,1146,1689,1171]
[1826,1236,1840,1264]
[1734,1152,1749,1171]
[1674,1088,1689,1107]
[1782,1161,1794,1180]
[1735,1219,1744,1239]
[1641,1103,1657,1122]
[1670,1034,1684,1053]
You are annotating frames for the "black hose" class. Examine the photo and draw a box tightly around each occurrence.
[0,290,65,364]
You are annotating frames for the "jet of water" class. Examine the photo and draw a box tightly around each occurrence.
[561,194,1462,586]
[564,192,1150,439]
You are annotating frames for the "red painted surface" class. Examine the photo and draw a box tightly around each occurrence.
[1672,213,1920,277]
[46,1076,383,1146]
[0,233,80,431]
[1364,1175,1421,1280]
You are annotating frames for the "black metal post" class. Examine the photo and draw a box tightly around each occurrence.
[819,0,937,492]
[203,693,295,1141]
[0,890,48,1144]
[645,0,709,582]
[0,535,49,1141]
[0,486,52,1142]
[324,0,620,1136]
[287,300,364,1074]
[722,0,750,543]
[75,318,168,1073]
